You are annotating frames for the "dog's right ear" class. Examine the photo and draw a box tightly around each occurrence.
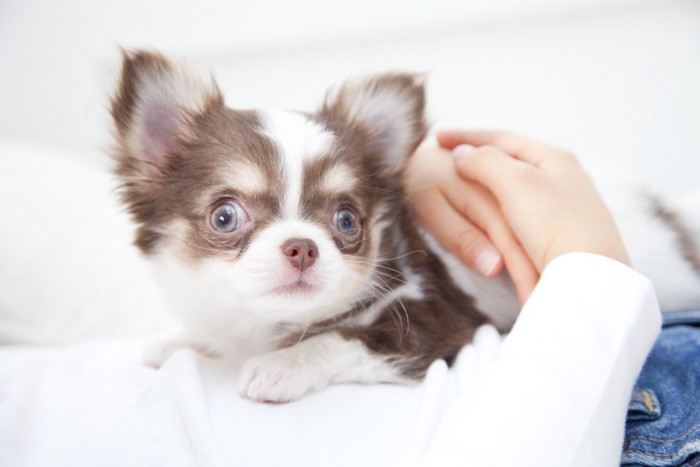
[110,49,223,179]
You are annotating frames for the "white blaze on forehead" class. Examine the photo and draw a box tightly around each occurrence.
[260,110,335,218]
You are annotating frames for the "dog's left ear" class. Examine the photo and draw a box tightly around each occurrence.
[318,73,427,174]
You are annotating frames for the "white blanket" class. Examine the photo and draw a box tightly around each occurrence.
[0,328,500,466]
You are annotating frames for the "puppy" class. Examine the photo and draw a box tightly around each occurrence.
[110,50,520,402]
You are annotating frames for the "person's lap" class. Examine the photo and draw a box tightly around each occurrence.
[623,310,700,466]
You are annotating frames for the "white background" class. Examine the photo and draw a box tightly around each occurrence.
[1,0,699,192]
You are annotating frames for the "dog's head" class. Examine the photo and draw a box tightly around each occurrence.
[111,50,427,326]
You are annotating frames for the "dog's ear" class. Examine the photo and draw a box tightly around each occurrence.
[110,49,223,179]
[318,73,427,174]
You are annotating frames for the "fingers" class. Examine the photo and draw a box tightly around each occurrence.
[408,142,505,277]
[457,190,539,303]
[407,137,541,302]
[438,213,539,304]
[441,129,631,271]
[412,186,504,277]
[451,144,544,209]
[438,173,540,301]
[437,129,573,169]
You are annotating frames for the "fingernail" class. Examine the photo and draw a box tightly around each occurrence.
[453,144,475,160]
[475,246,502,277]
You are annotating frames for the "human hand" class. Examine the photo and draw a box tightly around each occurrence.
[407,138,539,304]
[439,129,631,273]
[406,130,630,302]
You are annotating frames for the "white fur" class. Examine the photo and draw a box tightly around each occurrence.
[149,196,418,397]
[260,110,335,218]
[153,217,378,360]
[607,190,700,312]
[238,331,411,402]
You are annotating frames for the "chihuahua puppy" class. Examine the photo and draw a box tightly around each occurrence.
[110,50,515,402]
[110,50,521,402]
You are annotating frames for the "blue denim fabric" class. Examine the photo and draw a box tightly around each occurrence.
[621,310,700,466]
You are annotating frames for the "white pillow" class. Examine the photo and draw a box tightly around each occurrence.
[0,142,173,344]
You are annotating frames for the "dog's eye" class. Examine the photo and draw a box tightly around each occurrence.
[210,201,246,233]
[333,208,360,236]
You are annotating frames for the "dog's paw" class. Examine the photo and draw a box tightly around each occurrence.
[238,350,327,403]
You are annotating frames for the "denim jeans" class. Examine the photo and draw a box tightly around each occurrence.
[621,310,700,466]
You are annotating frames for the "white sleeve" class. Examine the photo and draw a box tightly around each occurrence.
[420,252,661,467]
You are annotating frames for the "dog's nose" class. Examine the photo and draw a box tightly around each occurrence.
[281,238,318,271]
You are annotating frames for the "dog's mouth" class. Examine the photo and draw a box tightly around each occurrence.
[272,279,318,295]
